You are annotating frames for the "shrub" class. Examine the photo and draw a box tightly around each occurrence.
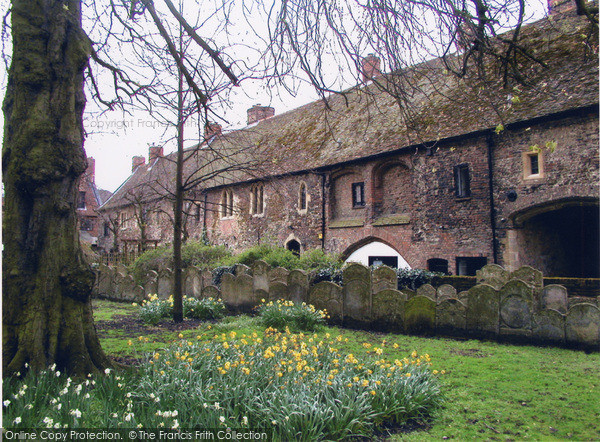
[184,297,227,320]
[310,265,344,285]
[211,265,236,288]
[129,246,171,283]
[396,268,441,290]
[223,244,300,269]
[257,299,328,331]
[297,248,343,271]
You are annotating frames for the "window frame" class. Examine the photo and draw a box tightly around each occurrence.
[522,150,545,180]
[453,164,471,199]
[352,182,365,208]
[298,182,308,213]
[220,189,234,219]
[250,183,264,216]
[77,191,86,209]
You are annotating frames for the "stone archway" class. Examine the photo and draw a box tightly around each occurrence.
[506,198,599,277]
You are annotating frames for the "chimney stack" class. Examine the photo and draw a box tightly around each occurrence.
[548,0,576,14]
[85,157,96,183]
[204,122,222,140]
[361,55,381,82]
[148,145,163,162]
[247,105,275,125]
[132,156,145,172]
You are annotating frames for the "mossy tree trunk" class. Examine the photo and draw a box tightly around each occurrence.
[2,0,112,376]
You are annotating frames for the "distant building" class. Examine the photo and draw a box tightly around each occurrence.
[98,7,599,277]
[77,157,112,249]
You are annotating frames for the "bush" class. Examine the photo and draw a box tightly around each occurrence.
[129,246,171,284]
[211,265,236,288]
[223,244,300,269]
[396,268,441,290]
[184,297,227,320]
[257,299,328,331]
[298,248,343,271]
[310,266,344,285]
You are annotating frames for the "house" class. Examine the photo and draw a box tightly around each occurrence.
[98,5,599,278]
[77,157,112,249]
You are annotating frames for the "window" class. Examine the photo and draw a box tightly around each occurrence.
[352,182,365,207]
[368,256,398,269]
[455,257,487,276]
[428,258,449,274]
[80,218,94,231]
[77,191,86,209]
[103,222,110,237]
[298,182,307,211]
[195,204,201,224]
[119,212,126,227]
[220,189,234,218]
[454,164,471,198]
[522,151,545,179]
[250,184,264,215]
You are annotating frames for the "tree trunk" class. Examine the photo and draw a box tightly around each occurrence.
[2,0,112,376]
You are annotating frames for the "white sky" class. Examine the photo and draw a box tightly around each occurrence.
[1,0,548,194]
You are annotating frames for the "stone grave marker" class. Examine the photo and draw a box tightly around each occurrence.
[309,281,343,322]
[404,295,436,334]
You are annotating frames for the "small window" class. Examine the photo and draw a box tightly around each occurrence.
[455,257,487,276]
[454,164,471,198]
[195,205,201,224]
[352,182,365,207]
[523,151,545,179]
[250,184,264,215]
[103,222,110,237]
[80,218,94,231]
[299,183,307,211]
[368,256,398,269]
[428,258,449,274]
[221,189,234,218]
[77,191,86,209]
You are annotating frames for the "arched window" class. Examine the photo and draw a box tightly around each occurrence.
[298,182,307,211]
[220,189,234,218]
[250,183,264,215]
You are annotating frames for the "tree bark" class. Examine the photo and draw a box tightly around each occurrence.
[2,0,112,376]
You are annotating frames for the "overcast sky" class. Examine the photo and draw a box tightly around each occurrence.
[1,0,548,194]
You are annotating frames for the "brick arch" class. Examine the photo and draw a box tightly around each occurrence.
[342,236,411,268]
[341,236,399,260]
[371,159,411,189]
[371,159,413,218]
[329,167,364,220]
[509,196,598,228]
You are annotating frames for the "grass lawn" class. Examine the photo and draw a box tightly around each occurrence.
[93,299,600,440]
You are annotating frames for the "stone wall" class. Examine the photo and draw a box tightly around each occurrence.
[93,262,600,350]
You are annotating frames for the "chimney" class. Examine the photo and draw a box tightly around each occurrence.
[361,55,381,82]
[247,105,275,125]
[148,145,163,162]
[132,156,145,172]
[204,122,222,140]
[548,0,576,14]
[85,157,96,183]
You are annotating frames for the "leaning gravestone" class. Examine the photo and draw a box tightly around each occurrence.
[532,309,565,344]
[416,284,436,301]
[565,303,600,349]
[120,275,139,302]
[436,299,467,334]
[309,281,343,322]
[404,295,435,335]
[466,284,499,337]
[234,264,251,276]
[476,264,510,290]
[499,279,534,338]
[288,270,309,304]
[372,266,397,294]
[371,289,405,330]
[343,264,371,324]
[540,285,568,314]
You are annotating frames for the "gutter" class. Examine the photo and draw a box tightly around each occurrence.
[486,132,499,264]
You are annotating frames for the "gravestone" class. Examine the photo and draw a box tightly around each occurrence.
[221,273,255,310]
[234,264,251,276]
[540,285,568,314]
[372,266,397,294]
[185,267,203,298]
[476,264,510,290]
[288,270,309,304]
[252,260,271,294]
[404,295,436,334]
[120,275,138,302]
[309,281,343,322]
[466,284,499,337]
[96,266,115,298]
[269,282,288,302]
[401,288,416,301]
[416,284,436,301]
[436,284,457,302]
[568,297,598,309]
[436,299,467,334]
[144,271,158,298]
[372,289,405,330]
[269,267,289,285]
[343,264,371,324]
[499,280,534,338]
[565,304,600,349]
[202,285,221,300]
[116,263,128,276]
[157,269,173,299]
[510,266,543,290]
[532,309,565,344]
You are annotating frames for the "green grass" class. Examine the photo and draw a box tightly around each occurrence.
[92,300,600,440]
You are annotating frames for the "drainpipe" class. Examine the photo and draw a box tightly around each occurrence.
[321,173,327,249]
[486,132,499,264]
[202,191,208,239]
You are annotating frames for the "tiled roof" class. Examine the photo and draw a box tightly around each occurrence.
[100,12,598,211]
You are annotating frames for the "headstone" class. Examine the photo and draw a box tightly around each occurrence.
[309,281,343,322]
[404,295,436,335]
[120,275,138,302]
[252,260,271,294]
[132,285,145,303]
[532,309,565,344]
[157,269,173,299]
[510,266,543,290]
[116,263,128,275]
[202,285,221,300]
[499,280,534,332]
[401,288,416,300]
[372,266,397,294]
[436,284,457,302]
[565,303,600,349]
[540,285,568,314]
[457,291,469,305]
[269,282,288,302]
[342,264,371,323]
[466,284,499,337]
[185,267,203,298]
[569,297,598,309]
[144,272,158,298]
[416,284,436,301]
[288,270,309,304]
[372,289,405,330]
[221,273,255,310]
[202,270,213,290]
[234,264,251,276]
[97,267,115,298]
[436,299,467,333]
[269,267,289,285]
[476,264,510,290]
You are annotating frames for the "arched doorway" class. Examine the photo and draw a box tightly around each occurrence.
[286,239,301,257]
[509,199,599,277]
[344,239,410,269]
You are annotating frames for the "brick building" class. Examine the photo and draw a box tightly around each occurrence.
[77,157,112,249]
[98,7,599,277]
